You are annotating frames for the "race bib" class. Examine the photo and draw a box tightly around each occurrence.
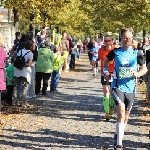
[119,67,133,78]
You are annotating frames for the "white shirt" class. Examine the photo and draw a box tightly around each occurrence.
[14,48,33,83]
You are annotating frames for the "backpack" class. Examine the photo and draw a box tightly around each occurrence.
[61,39,67,52]
[14,50,30,70]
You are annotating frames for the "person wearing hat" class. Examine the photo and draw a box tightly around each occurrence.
[35,40,54,95]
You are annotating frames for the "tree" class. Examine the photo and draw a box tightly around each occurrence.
[2,0,150,36]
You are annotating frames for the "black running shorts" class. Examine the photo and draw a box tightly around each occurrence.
[101,76,111,86]
[88,52,92,61]
[112,88,135,111]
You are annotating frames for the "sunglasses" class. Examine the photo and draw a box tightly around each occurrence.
[104,40,111,42]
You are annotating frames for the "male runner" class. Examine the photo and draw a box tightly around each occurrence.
[98,36,115,121]
[103,28,147,150]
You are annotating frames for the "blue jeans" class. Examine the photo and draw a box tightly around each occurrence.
[18,81,22,98]
[67,54,71,70]
[50,70,60,90]
[77,50,81,59]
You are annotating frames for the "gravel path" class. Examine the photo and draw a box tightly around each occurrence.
[0,53,149,150]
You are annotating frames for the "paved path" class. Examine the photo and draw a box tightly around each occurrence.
[0,53,149,150]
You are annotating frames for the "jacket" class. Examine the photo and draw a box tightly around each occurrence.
[53,53,64,71]
[36,47,54,73]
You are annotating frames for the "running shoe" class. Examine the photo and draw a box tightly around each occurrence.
[114,145,123,150]
[104,113,110,121]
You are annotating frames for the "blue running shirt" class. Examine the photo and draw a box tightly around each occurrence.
[106,46,145,93]
[91,47,99,61]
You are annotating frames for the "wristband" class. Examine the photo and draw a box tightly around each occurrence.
[103,68,109,75]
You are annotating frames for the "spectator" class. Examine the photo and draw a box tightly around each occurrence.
[70,42,78,69]
[61,32,69,72]
[50,47,64,92]
[5,57,14,106]
[143,37,150,56]
[0,34,7,111]
[13,40,34,107]
[36,29,46,49]
[27,38,37,99]
[14,32,21,45]
[137,41,143,54]
[35,40,54,95]
[139,37,150,84]
[46,35,56,52]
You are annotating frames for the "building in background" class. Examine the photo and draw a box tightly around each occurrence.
[0,4,15,51]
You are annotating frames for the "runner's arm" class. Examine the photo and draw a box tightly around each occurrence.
[27,52,33,67]
[103,50,115,81]
[133,51,147,77]
[103,50,115,68]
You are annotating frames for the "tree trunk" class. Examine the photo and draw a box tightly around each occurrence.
[143,28,146,39]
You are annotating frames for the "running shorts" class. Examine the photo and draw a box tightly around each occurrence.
[112,88,135,111]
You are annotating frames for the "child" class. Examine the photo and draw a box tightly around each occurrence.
[5,57,14,106]
[50,47,64,92]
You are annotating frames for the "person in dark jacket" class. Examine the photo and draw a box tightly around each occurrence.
[14,32,21,45]
[70,42,77,69]
[13,32,38,99]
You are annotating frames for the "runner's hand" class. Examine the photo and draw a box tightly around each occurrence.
[132,72,139,78]
[104,72,110,81]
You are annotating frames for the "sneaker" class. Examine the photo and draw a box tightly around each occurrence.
[114,145,123,150]
[104,113,110,121]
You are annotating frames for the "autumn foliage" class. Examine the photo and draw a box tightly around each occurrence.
[1,0,150,36]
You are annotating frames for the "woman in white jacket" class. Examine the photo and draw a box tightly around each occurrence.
[14,40,35,107]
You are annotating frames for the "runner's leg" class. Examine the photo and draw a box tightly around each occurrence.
[112,88,125,148]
